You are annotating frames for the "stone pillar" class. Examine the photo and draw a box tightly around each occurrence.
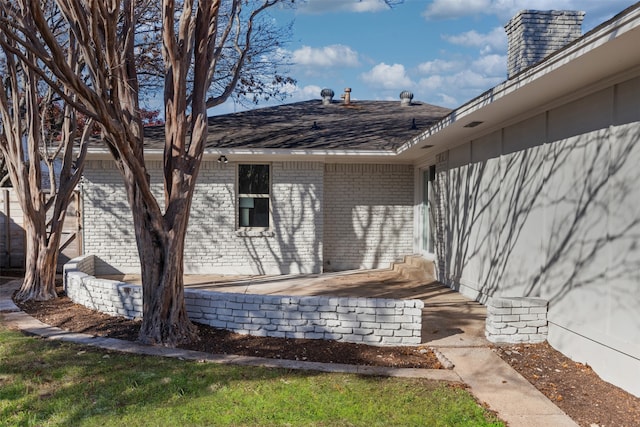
[485,296,548,344]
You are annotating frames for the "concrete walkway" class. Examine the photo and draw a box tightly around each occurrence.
[0,273,577,427]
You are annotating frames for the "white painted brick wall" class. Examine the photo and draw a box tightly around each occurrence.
[505,10,585,78]
[323,164,414,271]
[485,296,548,344]
[64,256,423,346]
[82,160,414,275]
[82,160,324,275]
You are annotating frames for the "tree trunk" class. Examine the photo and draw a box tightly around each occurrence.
[122,165,198,347]
[15,216,58,301]
[136,229,198,346]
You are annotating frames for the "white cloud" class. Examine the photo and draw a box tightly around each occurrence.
[443,27,507,54]
[417,68,503,107]
[423,0,635,22]
[415,50,506,108]
[298,0,390,14]
[423,0,490,20]
[292,44,360,68]
[472,54,507,77]
[417,59,465,75]
[360,63,413,89]
[435,93,458,107]
[288,84,324,101]
[418,74,445,91]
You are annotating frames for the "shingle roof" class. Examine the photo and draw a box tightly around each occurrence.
[143,99,451,152]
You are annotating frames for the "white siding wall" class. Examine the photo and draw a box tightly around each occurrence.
[433,74,640,396]
[323,163,414,271]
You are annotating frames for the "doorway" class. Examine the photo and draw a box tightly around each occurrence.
[421,165,436,255]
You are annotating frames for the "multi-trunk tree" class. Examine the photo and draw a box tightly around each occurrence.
[0,0,293,346]
[0,18,93,301]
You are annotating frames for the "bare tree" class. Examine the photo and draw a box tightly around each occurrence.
[0,0,293,345]
[0,152,9,187]
[0,16,93,300]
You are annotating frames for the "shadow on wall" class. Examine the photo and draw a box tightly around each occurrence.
[82,180,137,275]
[245,177,322,275]
[432,122,640,326]
[185,167,235,270]
[322,164,413,272]
[323,204,407,272]
[186,162,324,276]
[1,190,25,270]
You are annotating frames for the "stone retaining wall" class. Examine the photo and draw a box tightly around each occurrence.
[64,255,423,346]
[485,296,548,344]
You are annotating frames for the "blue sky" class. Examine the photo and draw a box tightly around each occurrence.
[212,0,636,114]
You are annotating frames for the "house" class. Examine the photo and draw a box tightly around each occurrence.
[82,97,451,276]
[79,4,640,396]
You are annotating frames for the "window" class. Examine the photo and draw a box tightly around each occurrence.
[238,164,270,228]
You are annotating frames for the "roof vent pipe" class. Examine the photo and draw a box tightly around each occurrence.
[400,90,414,106]
[340,87,351,105]
[320,88,334,105]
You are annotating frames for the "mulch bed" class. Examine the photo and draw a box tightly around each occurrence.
[494,343,640,427]
[14,288,442,369]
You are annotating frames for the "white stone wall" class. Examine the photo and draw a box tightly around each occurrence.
[323,164,414,271]
[64,255,424,346]
[185,291,423,346]
[485,297,548,344]
[81,160,144,274]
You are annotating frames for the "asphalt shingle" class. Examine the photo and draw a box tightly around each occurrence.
[143,99,451,152]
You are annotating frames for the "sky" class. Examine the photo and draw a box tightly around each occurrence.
[211,0,636,115]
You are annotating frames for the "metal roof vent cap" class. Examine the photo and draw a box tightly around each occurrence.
[321,88,334,105]
[341,87,351,105]
[400,90,414,106]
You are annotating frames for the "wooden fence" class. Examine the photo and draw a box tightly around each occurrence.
[0,188,81,272]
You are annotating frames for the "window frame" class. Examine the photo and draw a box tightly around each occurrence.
[237,163,272,232]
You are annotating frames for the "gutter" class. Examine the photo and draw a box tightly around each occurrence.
[85,147,402,163]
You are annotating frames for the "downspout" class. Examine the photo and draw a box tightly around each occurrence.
[78,178,85,257]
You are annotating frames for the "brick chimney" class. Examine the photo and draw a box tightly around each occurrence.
[505,10,585,78]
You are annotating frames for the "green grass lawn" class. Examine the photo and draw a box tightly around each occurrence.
[0,324,503,426]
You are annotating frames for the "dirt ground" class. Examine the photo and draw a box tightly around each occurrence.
[494,343,640,427]
[6,281,640,427]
